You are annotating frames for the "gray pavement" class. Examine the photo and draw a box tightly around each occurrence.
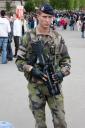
[0,28,85,128]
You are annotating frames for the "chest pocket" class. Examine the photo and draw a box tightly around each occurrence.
[27,30,62,66]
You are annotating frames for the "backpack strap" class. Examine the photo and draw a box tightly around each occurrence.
[51,29,62,54]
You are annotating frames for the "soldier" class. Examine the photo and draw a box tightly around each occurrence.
[15,3,71,128]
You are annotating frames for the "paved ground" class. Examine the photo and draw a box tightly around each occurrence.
[0,28,85,128]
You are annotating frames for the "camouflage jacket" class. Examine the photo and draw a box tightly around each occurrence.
[15,28,71,82]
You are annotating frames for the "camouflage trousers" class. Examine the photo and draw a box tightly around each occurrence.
[27,82,67,128]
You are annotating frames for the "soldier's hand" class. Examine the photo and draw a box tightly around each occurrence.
[31,68,48,81]
[52,71,64,83]
[23,64,33,72]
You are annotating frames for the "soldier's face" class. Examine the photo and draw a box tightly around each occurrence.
[37,12,52,28]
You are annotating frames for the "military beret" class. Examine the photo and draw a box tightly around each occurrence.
[39,3,54,15]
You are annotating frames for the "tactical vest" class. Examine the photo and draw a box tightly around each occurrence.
[26,28,63,72]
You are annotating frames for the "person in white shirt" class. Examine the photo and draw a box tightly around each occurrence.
[13,14,22,57]
[0,10,11,64]
[76,17,82,31]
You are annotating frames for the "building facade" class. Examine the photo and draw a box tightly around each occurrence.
[0,0,25,11]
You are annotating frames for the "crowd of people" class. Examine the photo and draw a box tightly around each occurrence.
[0,10,28,64]
[0,9,85,64]
[0,3,85,128]
[52,11,85,36]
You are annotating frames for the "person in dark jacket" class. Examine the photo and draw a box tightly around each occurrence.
[7,16,13,61]
[81,17,85,38]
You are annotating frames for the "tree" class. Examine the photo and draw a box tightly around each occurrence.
[49,0,74,10]
[49,0,57,9]
[74,0,79,10]
[49,0,66,9]
[34,0,49,7]
[5,0,11,12]
[79,0,85,9]
[24,0,85,11]
[24,0,35,12]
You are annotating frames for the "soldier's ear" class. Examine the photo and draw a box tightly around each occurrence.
[36,14,39,19]
[36,10,42,18]
[36,14,41,22]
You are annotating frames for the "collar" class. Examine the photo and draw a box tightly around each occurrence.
[36,27,53,38]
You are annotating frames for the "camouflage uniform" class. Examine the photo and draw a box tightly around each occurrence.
[15,28,71,128]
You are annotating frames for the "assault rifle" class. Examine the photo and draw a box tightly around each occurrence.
[30,40,60,96]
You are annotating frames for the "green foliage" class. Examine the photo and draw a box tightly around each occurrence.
[49,0,67,9]
[24,0,35,12]
[49,0,57,9]
[79,0,85,9]
[49,0,77,10]
[34,0,49,7]
[6,1,11,12]
[66,0,75,10]
[74,0,79,10]
[24,0,85,10]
